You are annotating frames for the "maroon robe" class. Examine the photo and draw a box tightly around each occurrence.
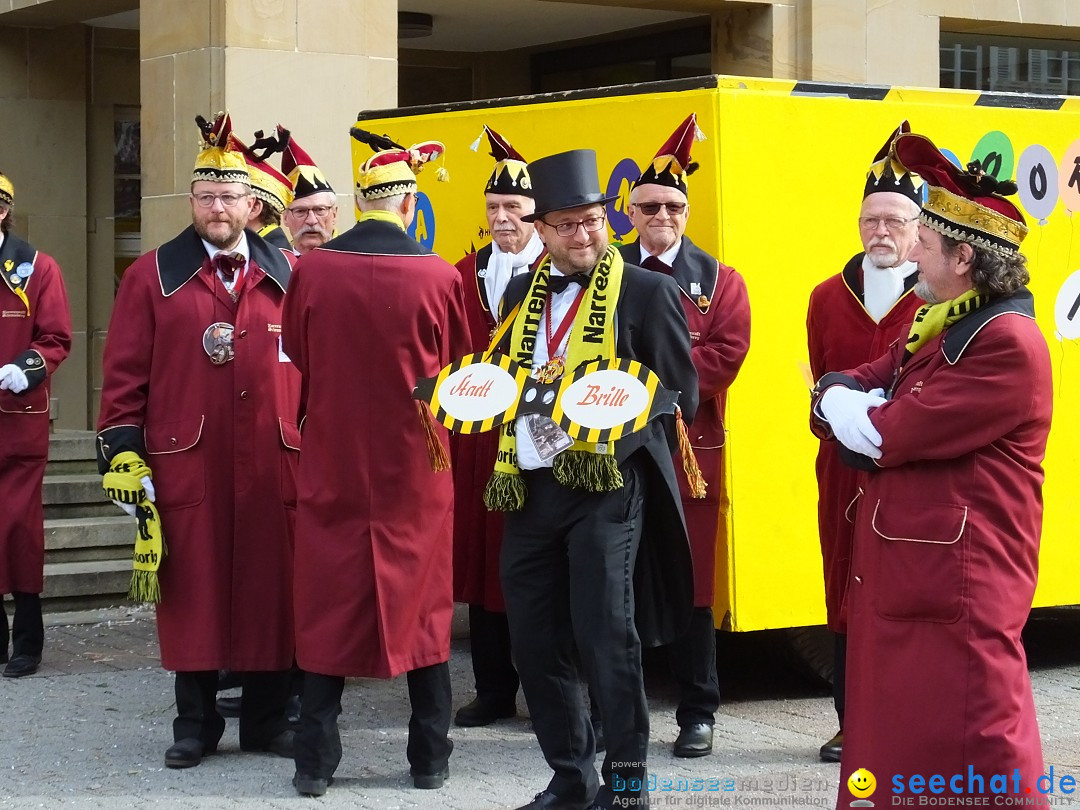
[811,289,1050,800]
[619,238,749,606]
[806,253,922,631]
[0,235,71,594]
[97,226,299,672]
[283,216,470,679]
[451,244,543,611]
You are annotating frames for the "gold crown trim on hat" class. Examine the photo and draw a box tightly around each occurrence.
[250,178,292,214]
[490,160,531,191]
[923,186,1028,256]
[867,155,924,191]
[358,178,417,201]
[0,173,13,207]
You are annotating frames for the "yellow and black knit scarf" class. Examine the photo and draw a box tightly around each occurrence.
[484,246,623,511]
[102,452,167,603]
[902,288,986,366]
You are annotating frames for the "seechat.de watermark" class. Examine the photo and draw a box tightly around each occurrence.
[846,767,1079,808]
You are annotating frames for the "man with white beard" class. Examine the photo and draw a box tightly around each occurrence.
[804,121,925,764]
[279,128,337,255]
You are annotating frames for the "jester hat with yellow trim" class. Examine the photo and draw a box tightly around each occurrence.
[864,120,924,205]
[279,126,334,200]
[192,112,250,186]
[632,113,704,195]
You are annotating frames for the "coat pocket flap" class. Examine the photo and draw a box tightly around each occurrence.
[871,499,967,545]
[145,415,205,454]
[279,418,301,450]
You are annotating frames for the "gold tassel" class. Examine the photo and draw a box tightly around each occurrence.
[676,410,707,499]
[417,401,450,472]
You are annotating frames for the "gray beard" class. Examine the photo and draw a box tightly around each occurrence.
[914,278,940,304]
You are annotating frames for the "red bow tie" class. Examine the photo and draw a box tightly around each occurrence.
[212,252,245,281]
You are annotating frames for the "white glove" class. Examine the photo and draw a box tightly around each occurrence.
[819,386,887,459]
[0,364,28,394]
[111,476,155,518]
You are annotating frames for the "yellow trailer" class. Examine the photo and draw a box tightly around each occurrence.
[353,75,1080,631]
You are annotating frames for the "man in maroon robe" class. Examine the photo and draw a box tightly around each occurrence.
[280,130,337,256]
[452,125,544,729]
[284,136,469,798]
[619,113,750,759]
[0,170,72,679]
[97,113,299,769]
[811,131,1050,803]
[805,121,925,762]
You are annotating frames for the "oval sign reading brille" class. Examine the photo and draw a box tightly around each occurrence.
[559,368,651,431]
[436,362,521,422]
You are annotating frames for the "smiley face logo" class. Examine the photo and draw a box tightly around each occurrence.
[848,768,877,799]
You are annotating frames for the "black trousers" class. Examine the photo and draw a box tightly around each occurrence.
[501,464,649,807]
[295,662,452,779]
[467,604,519,705]
[665,606,721,727]
[0,592,44,660]
[174,669,290,748]
[833,631,847,728]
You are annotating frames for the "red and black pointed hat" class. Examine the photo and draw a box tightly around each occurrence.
[864,121,923,204]
[893,131,1027,255]
[632,113,703,195]
[472,125,532,197]
[279,126,333,200]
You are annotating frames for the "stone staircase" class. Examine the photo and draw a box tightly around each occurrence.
[41,430,133,612]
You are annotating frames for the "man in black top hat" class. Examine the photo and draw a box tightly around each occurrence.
[489,148,697,810]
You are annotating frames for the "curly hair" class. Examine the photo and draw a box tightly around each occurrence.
[942,235,1029,297]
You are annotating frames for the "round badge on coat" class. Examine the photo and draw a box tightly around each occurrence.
[15,262,33,279]
[202,322,235,365]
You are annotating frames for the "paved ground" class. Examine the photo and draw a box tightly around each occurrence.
[0,606,1078,809]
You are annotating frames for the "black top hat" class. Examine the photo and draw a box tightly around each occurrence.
[521,149,617,222]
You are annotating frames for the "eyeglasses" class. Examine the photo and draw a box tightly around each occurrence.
[858,216,918,231]
[192,192,248,208]
[633,201,687,216]
[542,215,606,237]
[285,205,335,219]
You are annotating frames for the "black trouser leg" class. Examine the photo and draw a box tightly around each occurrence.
[173,670,226,746]
[238,670,291,748]
[406,662,453,774]
[668,606,720,727]
[0,597,9,662]
[294,673,344,779]
[468,604,519,705]
[11,592,43,658]
[833,632,847,729]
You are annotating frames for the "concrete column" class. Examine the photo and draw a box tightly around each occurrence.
[139,0,398,250]
[0,23,89,429]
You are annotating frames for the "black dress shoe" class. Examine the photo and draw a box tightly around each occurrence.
[454,696,516,727]
[164,738,213,769]
[412,764,449,789]
[293,772,332,797]
[3,654,41,678]
[215,695,241,717]
[592,718,605,754]
[514,789,588,810]
[819,730,843,762]
[674,723,714,758]
[242,729,294,758]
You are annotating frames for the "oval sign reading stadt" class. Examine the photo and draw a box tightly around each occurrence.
[436,362,521,423]
[559,368,651,430]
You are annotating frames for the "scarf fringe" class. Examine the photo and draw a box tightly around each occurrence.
[417,401,451,472]
[484,470,527,511]
[128,568,162,604]
[553,450,624,492]
[676,411,707,499]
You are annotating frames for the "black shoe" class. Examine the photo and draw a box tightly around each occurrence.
[412,764,449,789]
[215,695,241,718]
[3,654,41,678]
[293,772,331,797]
[514,790,589,810]
[592,718,605,754]
[819,730,843,762]
[164,738,213,769]
[242,729,294,758]
[673,723,713,758]
[454,696,516,727]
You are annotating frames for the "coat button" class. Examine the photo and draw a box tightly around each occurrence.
[854,576,863,584]
[170,437,177,445]
[239,330,247,338]
[240,391,249,400]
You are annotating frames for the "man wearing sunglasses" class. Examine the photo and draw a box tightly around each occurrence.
[280,129,338,255]
[96,113,299,770]
[621,113,750,761]
[805,121,925,763]
[492,148,697,810]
